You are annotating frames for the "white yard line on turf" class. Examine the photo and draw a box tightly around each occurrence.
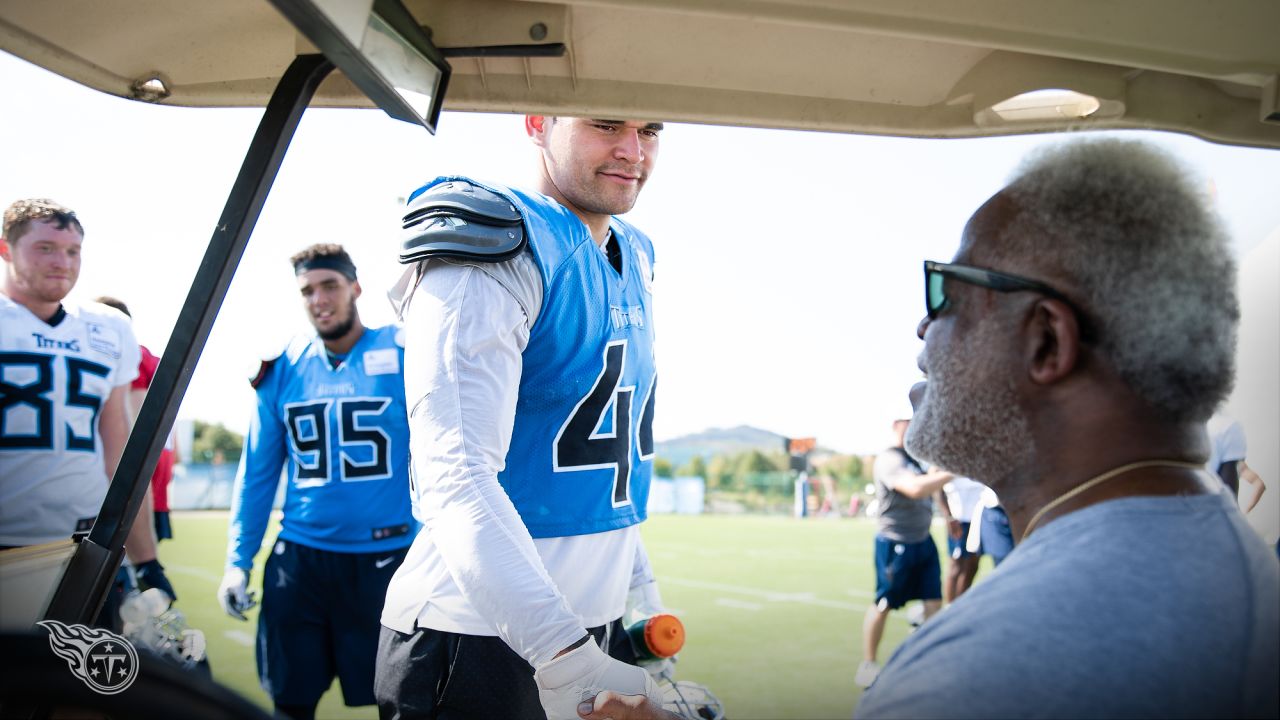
[165,564,224,583]
[665,576,922,626]
[663,576,871,610]
[648,543,861,566]
[223,629,254,647]
[715,598,764,611]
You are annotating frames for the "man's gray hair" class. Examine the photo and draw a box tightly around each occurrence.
[996,138,1238,423]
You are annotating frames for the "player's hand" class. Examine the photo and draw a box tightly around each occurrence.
[535,640,662,720]
[134,559,177,603]
[577,691,682,720]
[947,518,963,539]
[217,567,257,620]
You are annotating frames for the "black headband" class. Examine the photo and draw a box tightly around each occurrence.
[294,255,357,280]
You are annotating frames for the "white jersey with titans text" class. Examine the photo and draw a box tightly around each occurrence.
[0,296,139,546]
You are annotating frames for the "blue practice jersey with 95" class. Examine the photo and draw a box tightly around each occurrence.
[226,324,417,568]
[408,178,658,538]
[0,296,140,546]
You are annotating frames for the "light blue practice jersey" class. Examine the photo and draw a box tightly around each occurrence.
[226,325,416,569]
[408,178,658,538]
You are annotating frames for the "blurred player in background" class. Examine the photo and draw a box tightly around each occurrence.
[95,296,179,542]
[0,198,174,626]
[1206,413,1266,514]
[965,486,1014,567]
[856,417,952,688]
[938,475,987,603]
[218,243,416,720]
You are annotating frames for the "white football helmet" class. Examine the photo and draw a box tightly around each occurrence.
[660,676,725,720]
[121,588,208,671]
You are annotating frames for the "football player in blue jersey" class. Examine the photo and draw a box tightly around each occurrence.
[376,118,672,720]
[1,198,175,627]
[218,243,417,720]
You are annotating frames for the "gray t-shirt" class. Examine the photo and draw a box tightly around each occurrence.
[855,487,1280,719]
[873,447,934,543]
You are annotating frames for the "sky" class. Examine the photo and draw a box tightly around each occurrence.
[3,49,1280,455]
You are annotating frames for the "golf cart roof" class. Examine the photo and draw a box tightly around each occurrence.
[3,0,1279,147]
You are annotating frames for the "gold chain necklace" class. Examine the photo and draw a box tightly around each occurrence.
[1021,459,1205,542]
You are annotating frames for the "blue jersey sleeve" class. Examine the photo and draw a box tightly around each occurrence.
[225,364,287,571]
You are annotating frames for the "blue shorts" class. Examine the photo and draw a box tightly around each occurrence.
[257,538,408,706]
[874,534,942,611]
[947,521,975,559]
[980,506,1014,566]
[153,510,173,541]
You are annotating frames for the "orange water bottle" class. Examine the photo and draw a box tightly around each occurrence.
[626,613,685,662]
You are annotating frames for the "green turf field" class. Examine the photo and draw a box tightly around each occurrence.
[163,511,986,719]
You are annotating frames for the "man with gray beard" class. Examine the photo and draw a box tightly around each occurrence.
[855,139,1278,718]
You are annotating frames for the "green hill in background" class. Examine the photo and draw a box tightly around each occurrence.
[655,425,788,469]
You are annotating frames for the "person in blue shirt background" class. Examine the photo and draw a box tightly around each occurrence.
[217,243,416,720]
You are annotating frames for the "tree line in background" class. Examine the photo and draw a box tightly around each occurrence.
[654,449,877,514]
[187,421,878,515]
[192,420,244,466]
[653,449,869,485]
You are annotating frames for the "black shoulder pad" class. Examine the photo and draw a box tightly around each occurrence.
[249,357,275,389]
[248,347,286,389]
[400,180,526,264]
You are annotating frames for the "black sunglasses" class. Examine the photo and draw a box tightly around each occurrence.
[924,260,1095,340]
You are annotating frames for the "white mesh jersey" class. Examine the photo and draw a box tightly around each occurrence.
[0,295,140,546]
[1206,413,1247,474]
[942,476,988,520]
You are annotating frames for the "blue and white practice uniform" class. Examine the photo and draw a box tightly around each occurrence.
[227,325,416,565]
[1,295,139,547]
[227,323,416,707]
[965,486,1014,565]
[942,477,986,559]
[491,180,657,539]
[381,177,660,673]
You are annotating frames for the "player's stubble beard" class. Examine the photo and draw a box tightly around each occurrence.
[13,259,77,305]
[582,164,645,216]
[905,318,1034,488]
[551,154,646,217]
[317,298,358,342]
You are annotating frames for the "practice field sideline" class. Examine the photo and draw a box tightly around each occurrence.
[163,511,967,719]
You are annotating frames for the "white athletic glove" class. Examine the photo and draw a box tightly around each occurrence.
[217,567,257,621]
[641,654,676,681]
[534,639,662,720]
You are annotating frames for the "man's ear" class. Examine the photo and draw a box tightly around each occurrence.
[0,238,10,263]
[351,279,363,301]
[1026,298,1082,385]
[525,115,549,146]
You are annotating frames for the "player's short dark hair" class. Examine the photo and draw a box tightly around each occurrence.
[3,198,84,243]
[94,296,131,317]
[289,243,357,280]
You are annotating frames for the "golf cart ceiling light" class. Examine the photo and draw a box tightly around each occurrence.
[130,74,171,103]
[989,89,1102,122]
[268,0,451,133]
